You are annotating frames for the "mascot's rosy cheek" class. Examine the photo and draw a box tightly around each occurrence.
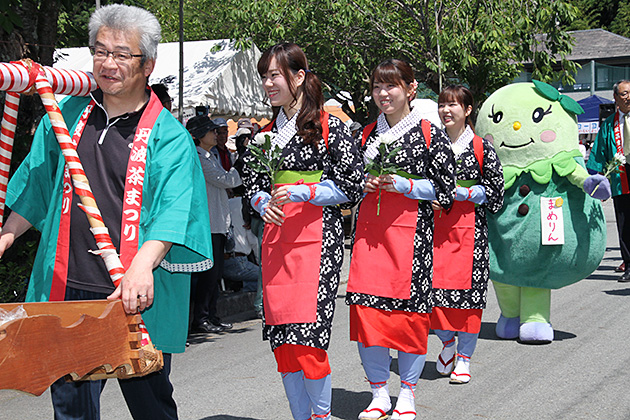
[540,130,556,143]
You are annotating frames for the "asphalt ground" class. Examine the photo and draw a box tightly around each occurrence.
[1,199,629,419]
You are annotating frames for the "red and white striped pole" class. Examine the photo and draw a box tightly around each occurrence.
[31,62,125,286]
[0,92,20,231]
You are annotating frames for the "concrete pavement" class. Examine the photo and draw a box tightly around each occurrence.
[2,199,630,419]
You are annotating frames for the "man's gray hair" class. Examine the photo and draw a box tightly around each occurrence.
[89,4,161,63]
[613,80,630,95]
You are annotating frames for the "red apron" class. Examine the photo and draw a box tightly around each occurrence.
[347,190,418,299]
[262,177,323,325]
[432,133,485,290]
[432,199,476,289]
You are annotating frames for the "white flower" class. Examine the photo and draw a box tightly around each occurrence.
[451,143,465,157]
[614,152,627,166]
[376,133,396,146]
[253,132,274,146]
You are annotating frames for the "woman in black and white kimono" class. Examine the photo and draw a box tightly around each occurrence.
[430,85,504,384]
[346,59,457,420]
[242,42,363,420]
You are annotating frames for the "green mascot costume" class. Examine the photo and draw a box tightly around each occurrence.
[476,80,609,343]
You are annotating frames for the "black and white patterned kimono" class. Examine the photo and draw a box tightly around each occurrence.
[242,110,363,350]
[431,126,504,309]
[346,108,457,313]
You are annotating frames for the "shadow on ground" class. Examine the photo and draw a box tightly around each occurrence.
[187,326,255,345]
[332,387,389,420]
[604,287,630,296]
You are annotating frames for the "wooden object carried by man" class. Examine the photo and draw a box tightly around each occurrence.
[0,299,163,396]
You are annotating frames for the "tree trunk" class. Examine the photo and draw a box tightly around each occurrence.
[36,0,60,66]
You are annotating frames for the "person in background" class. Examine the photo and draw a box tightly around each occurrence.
[242,42,363,420]
[349,121,362,139]
[223,197,260,293]
[0,5,213,419]
[430,85,504,384]
[151,83,172,111]
[231,125,265,317]
[237,118,255,139]
[587,79,630,281]
[212,117,233,171]
[186,115,242,334]
[345,59,456,420]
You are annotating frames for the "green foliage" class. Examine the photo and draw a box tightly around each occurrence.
[365,137,402,215]
[178,0,579,120]
[57,2,94,48]
[609,1,630,38]
[247,133,285,186]
[0,0,23,34]
[567,0,621,32]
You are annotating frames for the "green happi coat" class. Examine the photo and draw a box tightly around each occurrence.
[6,95,213,353]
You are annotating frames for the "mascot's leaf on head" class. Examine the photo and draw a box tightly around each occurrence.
[476,80,609,344]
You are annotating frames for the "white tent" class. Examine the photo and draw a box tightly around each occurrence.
[53,39,271,121]
[410,98,440,127]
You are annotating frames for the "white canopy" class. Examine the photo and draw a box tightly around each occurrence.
[53,39,271,120]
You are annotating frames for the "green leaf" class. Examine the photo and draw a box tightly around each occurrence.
[559,94,584,115]
[532,79,560,101]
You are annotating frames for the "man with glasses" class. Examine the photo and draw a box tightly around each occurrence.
[588,80,630,282]
[0,4,212,419]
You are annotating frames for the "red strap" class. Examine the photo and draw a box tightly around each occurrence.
[361,121,377,146]
[320,111,329,149]
[261,120,274,132]
[421,119,431,148]
[472,134,484,175]
[613,112,630,194]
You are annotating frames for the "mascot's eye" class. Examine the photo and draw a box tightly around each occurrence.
[489,105,503,124]
[532,105,552,123]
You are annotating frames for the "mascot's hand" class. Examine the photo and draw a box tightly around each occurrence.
[583,174,612,200]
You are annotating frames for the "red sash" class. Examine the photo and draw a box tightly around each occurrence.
[349,305,430,354]
[613,112,630,194]
[429,307,482,334]
[49,92,163,301]
[262,186,323,325]
[347,191,418,299]
[432,134,484,290]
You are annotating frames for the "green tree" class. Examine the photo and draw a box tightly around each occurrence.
[203,0,578,120]
[566,0,620,32]
[609,1,630,38]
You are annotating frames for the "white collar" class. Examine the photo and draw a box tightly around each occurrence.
[364,106,424,163]
[274,108,299,149]
[451,125,475,158]
[376,105,423,140]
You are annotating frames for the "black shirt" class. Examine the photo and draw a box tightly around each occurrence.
[66,89,149,294]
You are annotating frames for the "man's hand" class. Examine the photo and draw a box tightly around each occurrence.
[0,212,32,259]
[108,240,172,314]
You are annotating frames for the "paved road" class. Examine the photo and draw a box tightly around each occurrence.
[2,199,630,419]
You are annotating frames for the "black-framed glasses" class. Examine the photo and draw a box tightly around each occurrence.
[89,46,144,63]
